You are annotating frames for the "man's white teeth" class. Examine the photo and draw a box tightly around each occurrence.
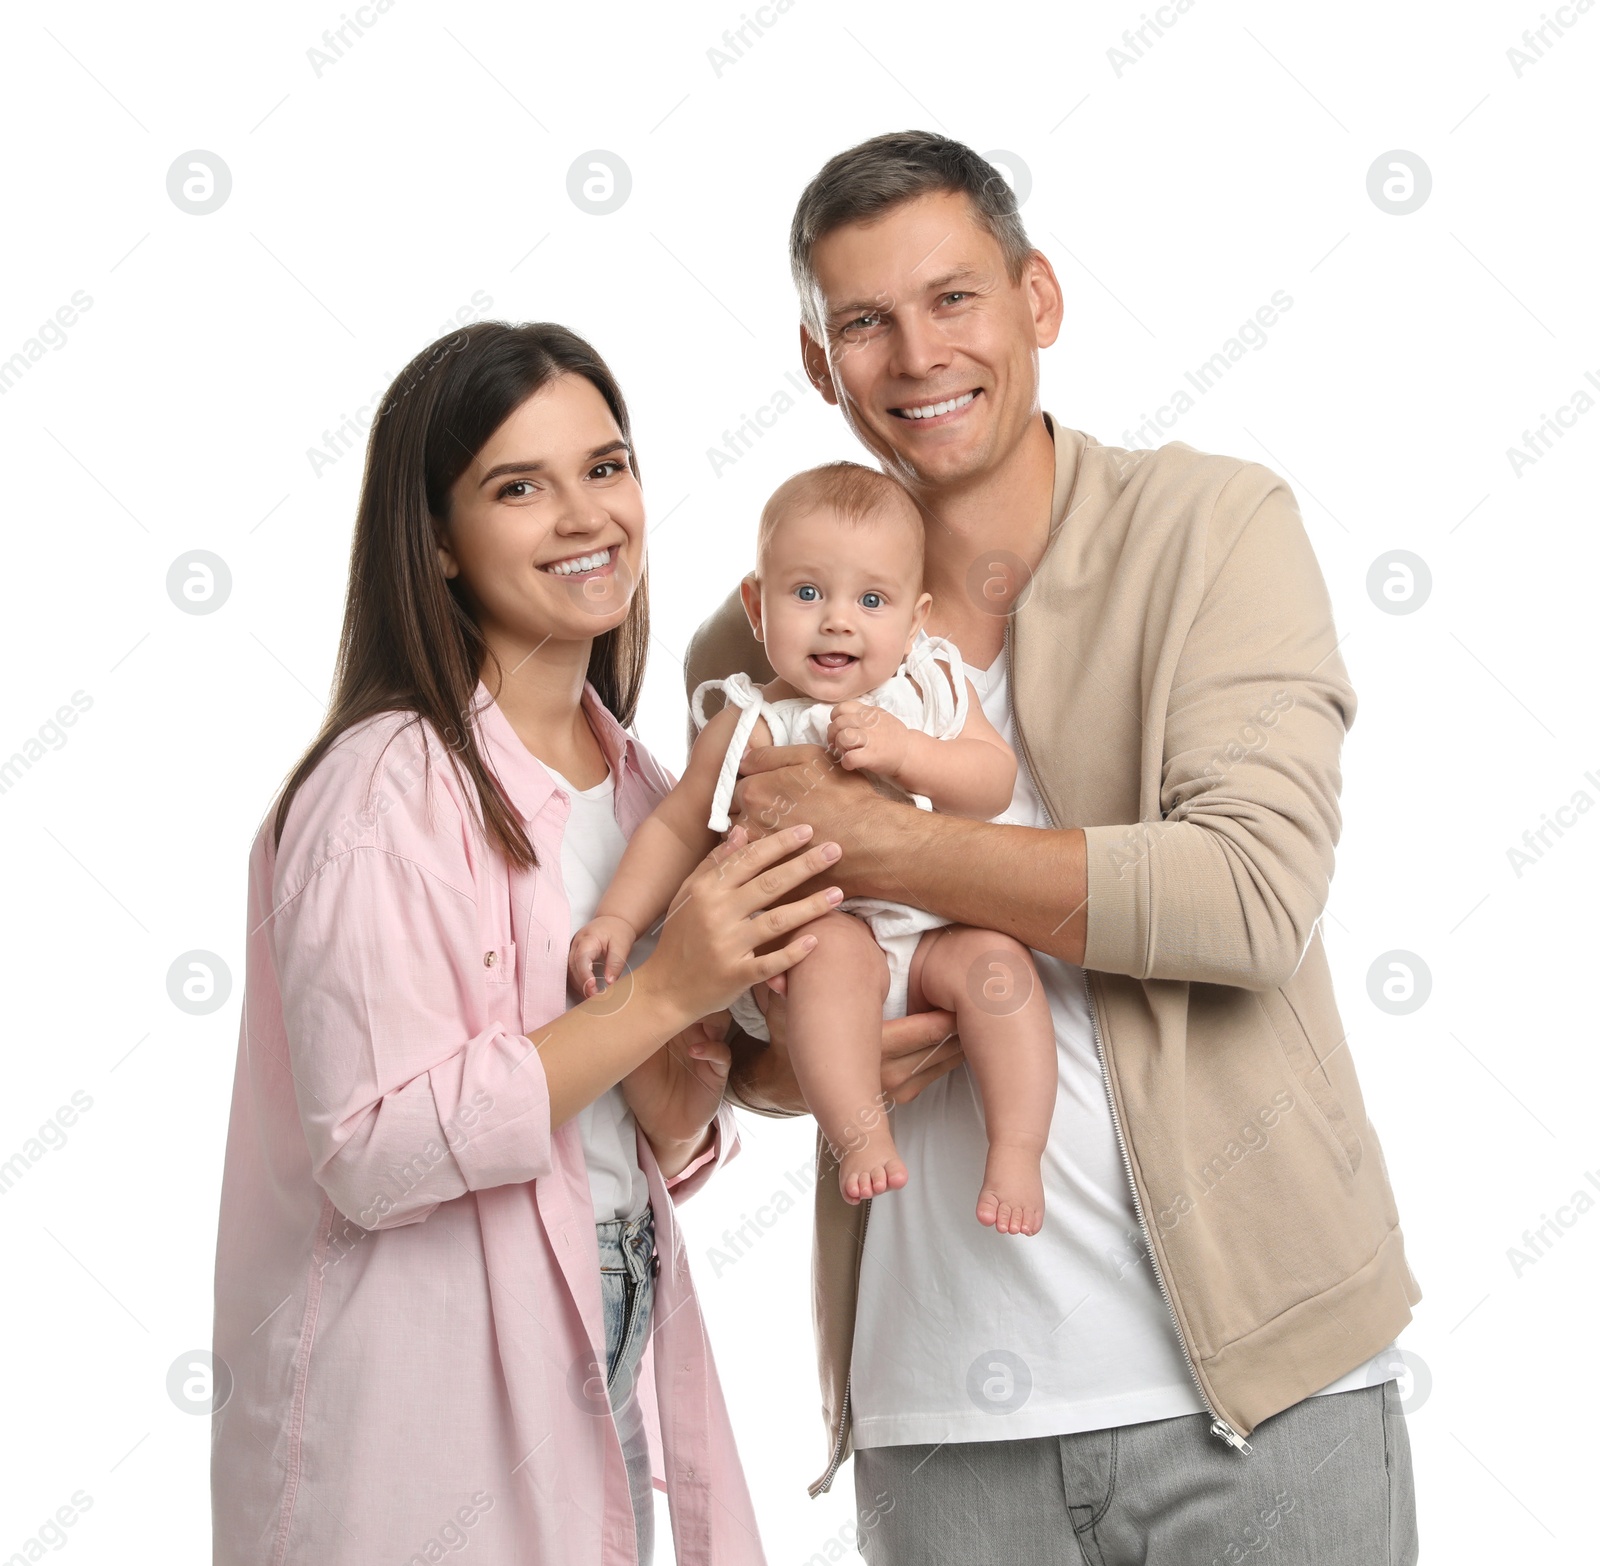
[545,549,610,576]
[898,390,977,420]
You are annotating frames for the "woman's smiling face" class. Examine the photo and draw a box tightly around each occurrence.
[437,372,646,655]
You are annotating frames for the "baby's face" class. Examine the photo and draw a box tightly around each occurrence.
[752,505,930,702]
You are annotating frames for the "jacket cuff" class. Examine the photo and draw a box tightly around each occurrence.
[1082,821,1152,977]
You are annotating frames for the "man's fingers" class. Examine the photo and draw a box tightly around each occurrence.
[886,1045,965,1104]
[881,1009,959,1057]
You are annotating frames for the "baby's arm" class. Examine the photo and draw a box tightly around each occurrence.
[828,675,1016,819]
[568,703,765,995]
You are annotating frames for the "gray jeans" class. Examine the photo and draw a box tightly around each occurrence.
[597,1208,657,1566]
[853,1381,1417,1565]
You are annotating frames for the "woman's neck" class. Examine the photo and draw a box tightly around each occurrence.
[480,633,606,784]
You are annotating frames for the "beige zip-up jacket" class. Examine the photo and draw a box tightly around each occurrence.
[684,415,1421,1494]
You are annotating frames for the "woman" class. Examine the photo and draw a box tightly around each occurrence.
[211,321,843,1564]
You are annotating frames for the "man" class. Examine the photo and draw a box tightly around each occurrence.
[685,131,1420,1564]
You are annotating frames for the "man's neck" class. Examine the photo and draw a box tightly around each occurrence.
[914,411,1060,663]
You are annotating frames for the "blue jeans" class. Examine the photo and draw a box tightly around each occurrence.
[597,1207,656,1565]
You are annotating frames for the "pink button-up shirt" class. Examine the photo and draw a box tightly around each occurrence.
[213,681,764,1565]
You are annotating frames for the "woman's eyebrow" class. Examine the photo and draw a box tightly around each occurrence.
[477,439,631,487]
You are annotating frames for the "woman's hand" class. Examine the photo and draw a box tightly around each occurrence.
[637,821,844,1026]
[623,1012,735,1178]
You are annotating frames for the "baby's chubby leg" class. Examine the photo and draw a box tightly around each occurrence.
[909,927,1055,1235]
[783,910,905,1204]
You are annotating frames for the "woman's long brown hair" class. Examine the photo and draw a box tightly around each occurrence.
[270,321,650,870]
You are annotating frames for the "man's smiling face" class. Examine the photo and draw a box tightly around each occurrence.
[799,187,1062,492]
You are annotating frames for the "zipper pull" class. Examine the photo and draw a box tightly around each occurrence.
[1209,1417,1253,1454]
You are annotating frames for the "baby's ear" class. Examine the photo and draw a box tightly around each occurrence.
[906,590,933,646]
[739,573,764,641]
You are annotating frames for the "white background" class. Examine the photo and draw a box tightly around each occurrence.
[1,1,1596,1560]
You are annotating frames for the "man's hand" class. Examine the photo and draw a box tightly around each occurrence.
[730,742,905,901]
[827,701,910,779]
[727,983,964,1117]
[731,741,1091,967]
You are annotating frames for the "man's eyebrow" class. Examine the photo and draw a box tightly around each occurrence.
[477,439,630,488]
[824,267,986,324]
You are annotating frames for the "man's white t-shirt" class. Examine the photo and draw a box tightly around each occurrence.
[546,762,656,1225]
[849,647,1393,1448]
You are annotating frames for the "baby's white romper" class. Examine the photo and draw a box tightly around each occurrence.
[689,630,970,1042]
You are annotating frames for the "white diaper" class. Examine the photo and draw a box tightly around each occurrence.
[691,631,969,1042]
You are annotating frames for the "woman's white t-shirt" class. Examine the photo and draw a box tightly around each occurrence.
[545,761,657,1224]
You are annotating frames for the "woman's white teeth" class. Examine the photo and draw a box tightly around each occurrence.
[899,390,977,420]
[545,549,610,576]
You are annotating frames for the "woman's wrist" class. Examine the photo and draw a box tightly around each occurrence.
[648,1120,717,1181]
[624,955,704,1040]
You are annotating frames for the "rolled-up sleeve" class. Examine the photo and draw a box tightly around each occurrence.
[1082,477,1358,992]
[269,845,553,1230]
[661,1100,741,1204]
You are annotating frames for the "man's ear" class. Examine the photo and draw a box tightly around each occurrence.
[798,322,837,406]
[739,573,765,641]
[1024,249,1065,351]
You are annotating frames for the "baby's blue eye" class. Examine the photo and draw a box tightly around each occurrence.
[795,584,820,602]
[860,591,884,610]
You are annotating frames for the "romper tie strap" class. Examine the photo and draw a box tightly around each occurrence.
[902,630,970,739]
[690,674,769,833]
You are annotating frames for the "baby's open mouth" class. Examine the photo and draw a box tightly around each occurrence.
[808,652,858,671]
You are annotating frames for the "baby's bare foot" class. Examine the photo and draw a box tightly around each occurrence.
[976,1139,1046,1235]
[838,1125,908,1205]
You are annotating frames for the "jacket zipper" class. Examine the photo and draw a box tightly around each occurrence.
[810,1197,869,1496]
[1003,620,1252,1454]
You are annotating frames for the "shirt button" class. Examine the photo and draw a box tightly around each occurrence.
[483,951,497,967]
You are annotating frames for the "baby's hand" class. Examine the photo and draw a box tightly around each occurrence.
[828,700,910,778]
[568,915,638,998]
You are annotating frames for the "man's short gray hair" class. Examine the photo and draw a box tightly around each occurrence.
[788,130,1034,337]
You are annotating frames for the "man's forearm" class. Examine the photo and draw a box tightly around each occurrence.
[724,1020,808,1117]
[858,803,1089,965]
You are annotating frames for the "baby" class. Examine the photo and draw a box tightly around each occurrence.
[569,462,1056,1234]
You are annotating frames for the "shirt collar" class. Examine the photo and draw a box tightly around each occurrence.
[467,678,643,823]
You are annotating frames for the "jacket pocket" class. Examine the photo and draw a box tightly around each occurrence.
[1254,988,1362,1174]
